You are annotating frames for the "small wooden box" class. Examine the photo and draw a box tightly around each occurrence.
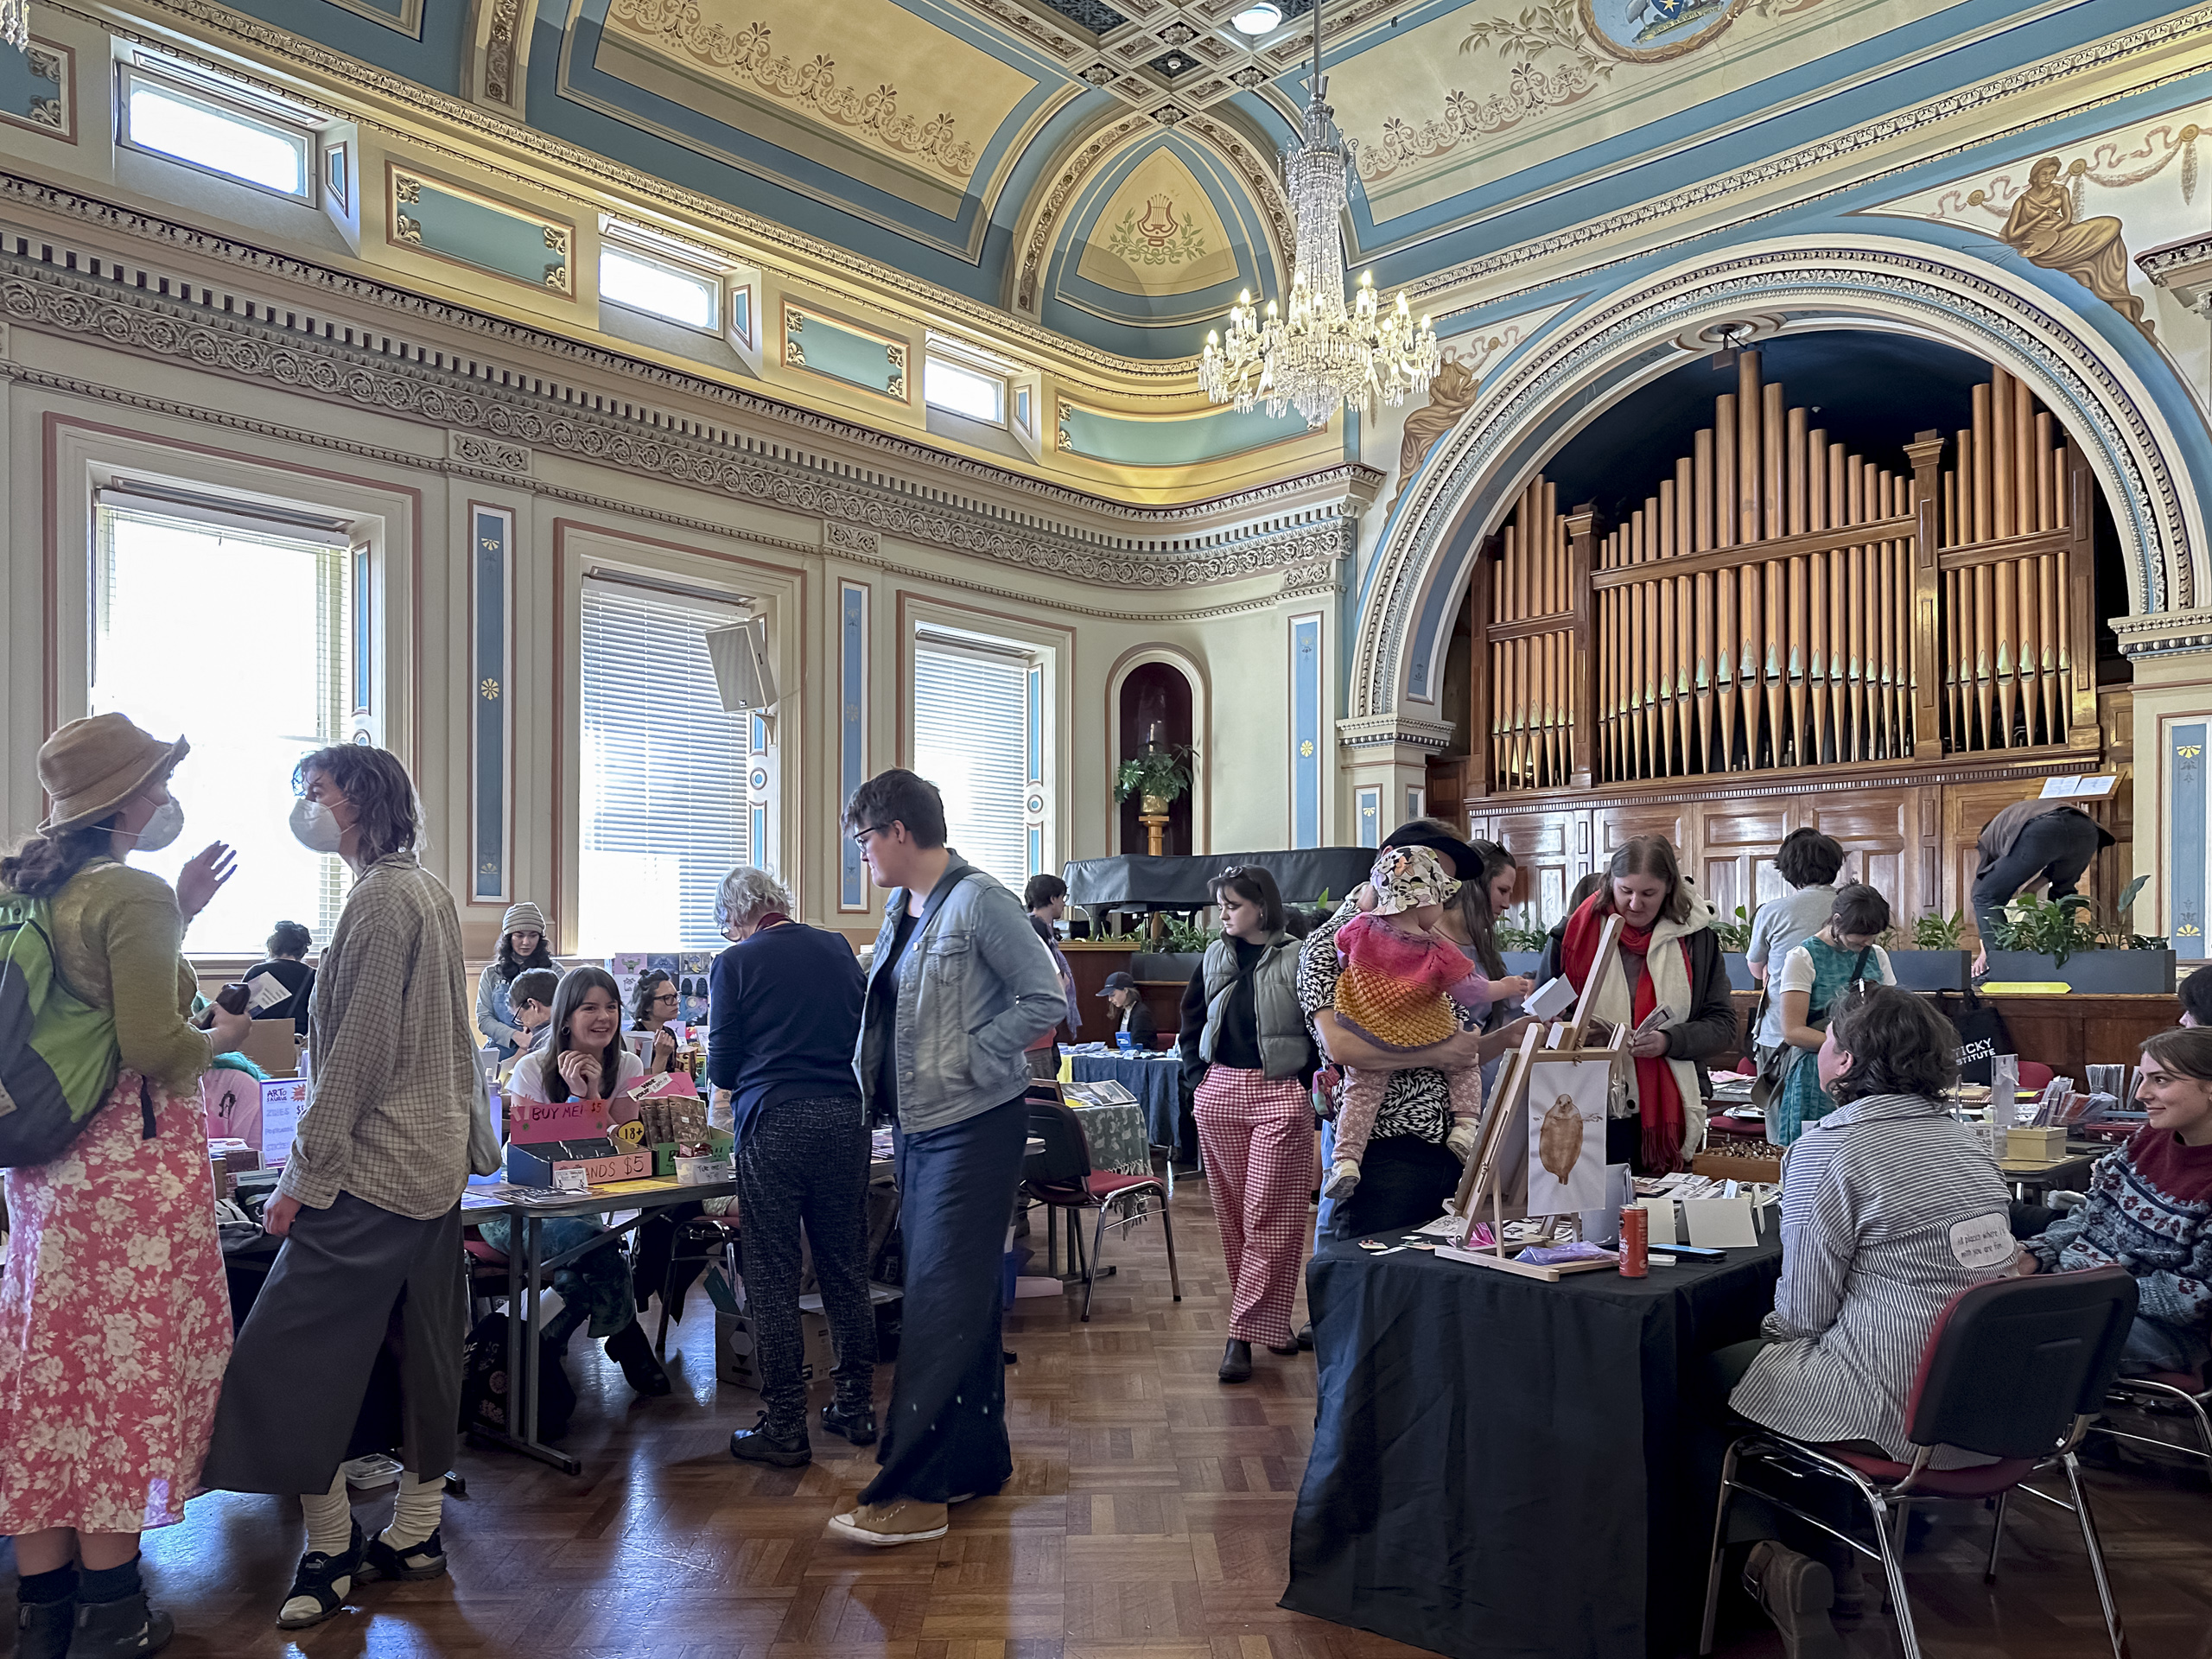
[2006,1126,2070,1163]
[1692,1147,1783,1185]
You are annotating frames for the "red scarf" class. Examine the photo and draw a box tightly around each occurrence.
[1560,893,1688,1173]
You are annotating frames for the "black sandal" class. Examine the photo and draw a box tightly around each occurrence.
[357,1529,448,1583]
[276,1521,362,1630]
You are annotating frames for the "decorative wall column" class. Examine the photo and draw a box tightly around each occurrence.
[1337,715,1459,842]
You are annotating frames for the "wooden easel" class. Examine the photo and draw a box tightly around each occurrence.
[1441,915,1628,1283]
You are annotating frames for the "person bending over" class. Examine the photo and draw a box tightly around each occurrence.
[1968,797,2113,978]
[2017,1027,2212,1377]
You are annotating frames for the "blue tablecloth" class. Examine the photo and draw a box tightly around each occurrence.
[1068,1049,1193,1164]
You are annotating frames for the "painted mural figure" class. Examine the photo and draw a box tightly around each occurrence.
[1999,156,2154,336]
[1387,354,1483,519]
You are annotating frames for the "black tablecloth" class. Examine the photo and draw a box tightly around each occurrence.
[1285,1236,1783,1659]
[1065,848,1376,909]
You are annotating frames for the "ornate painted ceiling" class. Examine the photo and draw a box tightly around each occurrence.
[112,0,2204,359]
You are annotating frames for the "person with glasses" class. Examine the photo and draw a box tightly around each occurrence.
[1180,864,1318,1383]
[630,968,683,1076]
[832,769,1064,1548]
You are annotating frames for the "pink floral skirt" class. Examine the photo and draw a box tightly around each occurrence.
[0,1071,232,1534]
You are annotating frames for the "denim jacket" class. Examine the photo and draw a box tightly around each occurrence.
[855,851,1065,1135]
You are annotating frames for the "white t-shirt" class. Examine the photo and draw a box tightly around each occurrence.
[1749,886,1840,1049]
[505,1046,645,1104]
[1777,939,1897,1001]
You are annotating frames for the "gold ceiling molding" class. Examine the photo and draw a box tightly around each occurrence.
[605,0,981,180]
[51,0,1201,385]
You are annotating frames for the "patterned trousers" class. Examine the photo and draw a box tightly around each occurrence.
[737,1093,877,1424]
[1193,1067,1313,1347]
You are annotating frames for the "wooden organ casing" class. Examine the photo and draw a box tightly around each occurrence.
[1446,351,2128,944]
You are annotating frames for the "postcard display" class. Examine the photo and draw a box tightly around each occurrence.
[1446,915,1629,1282]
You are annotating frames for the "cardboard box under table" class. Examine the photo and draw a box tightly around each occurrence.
[709,1268,901,1391]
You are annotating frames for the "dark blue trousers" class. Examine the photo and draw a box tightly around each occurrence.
[861,1093,1027,1506]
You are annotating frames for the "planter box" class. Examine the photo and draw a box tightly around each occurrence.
[1890,950,1972,992]
[1132,952,1204,982]
[1722,952,1758,993]
[1984,950,2177,995]
[1500,950,1545,977]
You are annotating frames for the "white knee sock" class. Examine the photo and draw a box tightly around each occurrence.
[380,1471,444,1550]
[300,1470,353,1559]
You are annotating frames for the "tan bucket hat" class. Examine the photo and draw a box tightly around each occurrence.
[37,712,189,834]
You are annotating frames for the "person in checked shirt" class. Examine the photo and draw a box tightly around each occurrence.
[203,745,499,1631]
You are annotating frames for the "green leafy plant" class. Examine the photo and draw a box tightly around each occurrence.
[1115,745,1196,806]
[1992,876,2166,963]
[1157,912,1219,955]
[1910,909,1967,950]
[1711,904,1754,953]
[1493,906,1549,953]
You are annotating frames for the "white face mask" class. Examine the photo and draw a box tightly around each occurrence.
[129,796,184,853]
[290,797,346,855]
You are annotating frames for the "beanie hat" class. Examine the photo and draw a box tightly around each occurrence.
[501,901,549,939]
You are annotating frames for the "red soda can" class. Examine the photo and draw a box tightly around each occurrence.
[1618,1204,1649,1277]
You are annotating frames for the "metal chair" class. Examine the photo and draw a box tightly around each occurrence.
[2100,1366,2212,1473]
[1700,1267,2139,1659]
[1023,1095,1181,1321]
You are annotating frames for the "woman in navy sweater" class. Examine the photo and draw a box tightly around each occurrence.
[707,867,876,1467]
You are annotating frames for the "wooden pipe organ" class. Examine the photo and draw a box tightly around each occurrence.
[1472,352,2100,796]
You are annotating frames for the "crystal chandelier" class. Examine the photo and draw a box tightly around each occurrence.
[1198,1,1438,429]
[3,0,27,53]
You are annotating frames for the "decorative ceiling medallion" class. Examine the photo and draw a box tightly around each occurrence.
[1577,0,1745,64]
[1152,102,1188,124]
[1082,60,1116,83]
[1156,19,1198,44]
[1147,49,1198,77]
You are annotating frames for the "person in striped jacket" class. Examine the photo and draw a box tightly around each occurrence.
[2019,1027,2212,1377]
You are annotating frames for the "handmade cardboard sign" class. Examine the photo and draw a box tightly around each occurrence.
[509,1094,612,1145]
[259,1077,307,1166]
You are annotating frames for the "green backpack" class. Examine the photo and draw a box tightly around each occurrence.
[0,891,126,1166]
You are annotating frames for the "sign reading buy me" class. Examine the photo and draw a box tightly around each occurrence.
[510,1094,612,1145]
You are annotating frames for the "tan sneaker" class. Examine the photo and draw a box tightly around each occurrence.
[825,1498,950,1547]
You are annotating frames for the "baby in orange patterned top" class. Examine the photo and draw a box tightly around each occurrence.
[1327,845,1533,1200]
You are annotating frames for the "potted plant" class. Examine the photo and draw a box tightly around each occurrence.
[1132,909,1214,983]
[1494,907,1549,978]
[1712,905,1758,992]
[1115,744,1196,817]
[1890,908,1973,992]
[1984,876,2176,994]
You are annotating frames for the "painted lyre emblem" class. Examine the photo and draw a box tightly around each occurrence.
[1135,194,1179,246]
[1108,194,1206,265]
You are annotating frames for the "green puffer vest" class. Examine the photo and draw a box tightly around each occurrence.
[1198,932,1308,1081]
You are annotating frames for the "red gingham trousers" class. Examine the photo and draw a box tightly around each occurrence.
[1193,1066,1313,1347]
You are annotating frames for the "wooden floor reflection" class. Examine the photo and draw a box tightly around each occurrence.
[6,1180,2211,1656]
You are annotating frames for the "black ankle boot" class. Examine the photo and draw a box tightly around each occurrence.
[605,1319,671,1395]
[821,1397,878,1446]
[16,1598,74,1659]
[1218,1338,1253,1382]
[730,1410,810,1466]
[68,1592,175,1658]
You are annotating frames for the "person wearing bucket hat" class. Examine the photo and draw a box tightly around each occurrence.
[1098,970,1157,1048]
[474,899,563,1061]
[1,712,256,1659]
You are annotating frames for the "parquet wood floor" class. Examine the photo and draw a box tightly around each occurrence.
[6,1181,2211,1657]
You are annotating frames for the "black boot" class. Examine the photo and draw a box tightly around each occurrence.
[730,1410,811,1467]
[68,1592,175,1658]
[821,1397,878,1446]
[1218,1338,1253,1383]
[16,1598,74,1659]
[605,1319,671,1396]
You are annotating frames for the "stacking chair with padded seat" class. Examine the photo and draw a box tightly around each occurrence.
[2100,1365,2212,1473]
[1700,1266,2139,1659]
[1023,1094,1181,1321]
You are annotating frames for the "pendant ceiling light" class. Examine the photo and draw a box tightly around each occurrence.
[1198,0,1439,429]
[3,0,27,52]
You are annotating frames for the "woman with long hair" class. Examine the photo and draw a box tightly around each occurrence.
[629,967,681,1076]
[204,744,500,1631]
[1179,865,1317,1382]
[474,900,560,1061]
[1558,836,1737,1171]
[495,967,671,1395]
[1,713,253,1659]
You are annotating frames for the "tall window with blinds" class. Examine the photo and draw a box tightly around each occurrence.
[911,639,1039,893]
[577,579,753,953]
[89,495,354,954]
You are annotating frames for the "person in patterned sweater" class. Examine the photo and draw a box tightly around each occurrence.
[2020,1026,2212,1376]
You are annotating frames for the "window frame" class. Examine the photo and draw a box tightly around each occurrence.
[597,239,722,337]
[116,59,320,205]
[923,353,1010,428]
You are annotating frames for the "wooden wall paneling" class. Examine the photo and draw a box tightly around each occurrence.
[1802,787,1920,924]
[1695,801,1791,922]
[1470,805,1588,926]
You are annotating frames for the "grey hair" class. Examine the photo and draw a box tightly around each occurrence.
[715,866,793,931]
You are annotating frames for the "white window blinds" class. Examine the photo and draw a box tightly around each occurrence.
[912,642,1030,893]
[90,505,352,953]
[578,579,752,953]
